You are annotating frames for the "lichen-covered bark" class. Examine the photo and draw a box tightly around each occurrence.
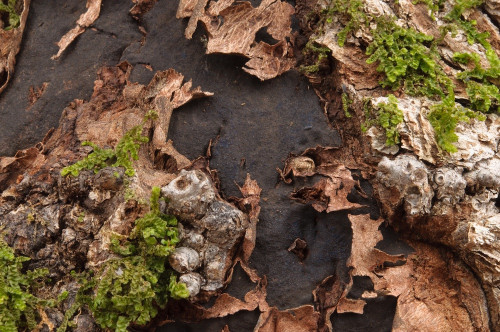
[298,0,500,330]
[0,62,260,330]
[1,0,499,330]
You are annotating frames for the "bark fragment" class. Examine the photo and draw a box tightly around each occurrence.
[0,0,30,94]
[284,147,363,212]
[51,0,102,60]
[335,214,490,331]
[312,275,344,332]
[389,242,490,332]
[287,238,308,262]
[130,0,158,20]
[177,0,296,80]
[27,82,49,108]
[254,305,320,332]
[0,62,269,330]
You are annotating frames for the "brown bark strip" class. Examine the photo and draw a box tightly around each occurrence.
[51,0,102,60]
[129,0,158,20]
[0,0,30,95]
[254,306,320,332]
[184,0,209,39]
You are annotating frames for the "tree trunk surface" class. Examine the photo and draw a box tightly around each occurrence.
[0,0,498,331]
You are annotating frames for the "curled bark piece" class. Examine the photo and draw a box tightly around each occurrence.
[51,0,102,60]
[334,214,490,331]
[291,175,362,212]
[177,0,295,80]
[231,174,261,263]
[27,82,49,108]
[278,156,316,184]
[0,0,30,95]
[282,146,363,212]
[313,275,344,332]
[183,0,208,39]
[254,305,320,332]
[336,297,366,314]
[347,214,405,281]
[288,238,308,262]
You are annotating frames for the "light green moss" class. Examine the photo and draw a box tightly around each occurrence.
[0,0,20,30]
[364,94,404,146]
[59,187,188,332]
[0,238,52,331]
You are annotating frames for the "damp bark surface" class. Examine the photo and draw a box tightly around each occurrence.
[1,0,494,331]
[0,0,369,331]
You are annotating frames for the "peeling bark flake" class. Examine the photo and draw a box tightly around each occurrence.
[51,0,102,60]
[177,0,295,80]
[0,0,30,95]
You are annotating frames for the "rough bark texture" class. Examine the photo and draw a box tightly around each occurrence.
[298,0,500,330]
[0,0,29,94]
[0,62,259,329]
[0,0,499,330]
[177,0,296,80]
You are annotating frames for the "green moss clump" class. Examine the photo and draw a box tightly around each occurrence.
[61,124,149,178]
[322,0,367,47]
[464,80,500,113]
[60,187,188,332]
[375,95,404,146]
[61,110,158,178]
[0,239,49,331]
[315,0,495,153]
[342,92,352,118]
[454,49,500,113]
[93,186,188,331]
[446,0,500,114]
[301,40,331,74]
[366,20,451,98]
[90,257,162,331]
[0,0,20,30]
[444,0,487,45]
[428,91,486,152]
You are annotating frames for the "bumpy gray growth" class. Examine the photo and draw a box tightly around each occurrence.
[162,170,249,296]
[161,169,216,220]
[169,246,201,273]
[432,167,466,205]
[377,155,434,216]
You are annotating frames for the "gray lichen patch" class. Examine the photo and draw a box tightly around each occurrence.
[375,152,500,327]
[161,169,216,221]
[377,155,434,216]
[169,246,202,273]
[161,170,250,296]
